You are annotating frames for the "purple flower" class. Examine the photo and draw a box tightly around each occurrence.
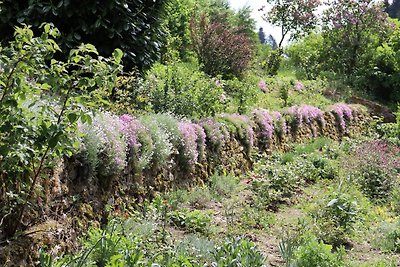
[258,80,268,92]
[287,104,325,126]
[294,81,304,91]
[253,109,274,140]
[120,114,142,150]
[330,103,354,130]
[199,118,228,151]
[219,92,227,103]
[178,122,204,169]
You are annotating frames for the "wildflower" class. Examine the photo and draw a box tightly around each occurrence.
[258,80,268,92]
[294,81,304,91]
[219,92,227,103]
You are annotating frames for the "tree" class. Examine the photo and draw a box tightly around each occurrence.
[189,15,253,79]
[258,27,266,44]
[0,0,167,71]
[322,0,392,76]
[266,34,278,50]
[260,0,320,48]
[385,0,400,19]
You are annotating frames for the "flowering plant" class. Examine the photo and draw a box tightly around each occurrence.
[329,103,354,131]
[252,109,275,142]
[287,104,325,129]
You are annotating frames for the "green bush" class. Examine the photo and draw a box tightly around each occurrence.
[294,236,344,267]
[212,237,266,267]
[0,0,166,71]
[343,140,400,202]
[311,187,360,246]
[287,33,324,80]
[168,209,212,234]
[143,61,225,118]
[0,24,121,237]
[375,219,400,253]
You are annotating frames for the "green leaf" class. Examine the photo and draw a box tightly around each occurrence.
[67,113,78,123]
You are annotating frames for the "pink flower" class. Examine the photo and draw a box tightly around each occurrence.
[258,80,268,92]
[294,81,304,91]
[220,92,227,103]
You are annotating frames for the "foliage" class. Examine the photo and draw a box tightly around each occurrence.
[198,118,229,153]
[217,114,254,154]
[311,186,360,246]
[79,113,127,177]
[160,0,193,62]
[287,33,324,79]
[189,15,253,79]
[168,209,212,234]
[0,24,121,237]
[343,140,400,202]
[225,78,256,114]
[321,0,392,76]
[265,49,283,76]
[0,0,166,70]
[139,116,173,170]
[212,237,266,267]
[375,219,400,253]
[143,62,225,118]
[294,236,345,267]
[209,174,240,199]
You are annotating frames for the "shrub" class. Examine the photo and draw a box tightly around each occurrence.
[198,118,229,153]
[217,114,255,154]
[271,111,288,138]
[252,109,275,146]
[80,112,127,176]
[177,121,206,171]
[139,116,173,169]
[168,209,212,234]
[119,114,154,171]
[0,24,121,237]
[143,62,225,118]
[287,104,325,131]
[190,15,253,79]
[209,174,240,198]
[294,236,344,267]
[375,219,400,253]
[212,237,266,267]
[329,103,354,131]
[311,187,360,246]
[252,156,303,209]
[344,140,400,202]
[0,0,167,70]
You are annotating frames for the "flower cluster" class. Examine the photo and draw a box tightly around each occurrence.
[294,81,304,91]
[80,112,127,176]
[287,104,325,128]
[252,109,274,141]
[199,119,229,152]
[258,80,268,93]
[120,114,142,150]
[330,103,354,131]
[178,122,205,169]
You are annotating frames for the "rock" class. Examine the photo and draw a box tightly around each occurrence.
[349,96,396,123]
